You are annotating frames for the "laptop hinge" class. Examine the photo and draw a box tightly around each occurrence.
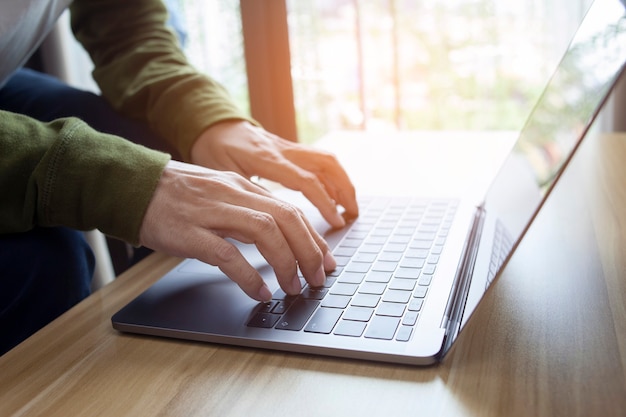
[440,205,486,356]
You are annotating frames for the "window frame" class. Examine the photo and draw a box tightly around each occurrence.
[240,0,298,141]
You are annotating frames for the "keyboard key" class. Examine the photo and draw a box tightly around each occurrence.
[413,286,428,298]
[360,243,384,253]
[341,238,363,248]
[351,294,380,308]
[345,262,371,273]
[364,271,392,283]
[353,252,377,263]
[271,288,289,300]
[418,275,432,286]
[372,261,397,272]
[396,325,413,342]
[343,306,374,321]
[376,302,406,317]
[338,271,365,284]
[378,251,402,262]
[371,228,392,238]
[388,234,411,244]
[364,316,400,340]
[378,221,397,230]
[347,230,368,240]
[257,301,278,313]
[422,217,442,226]
[334,246,357,257]
[393,267,421,279]
[420,224,439,233]
[394,227,416,236]
[423,264,436,275]
[275,299,319,331]
[247,313,282,328]
[333,256,350,267]
[408,298,424,312]
[322,276,337,288]
[404,248,429,258]
[271,301,290,315]
[366,236,388,245]
[334,320,366,337]
[301,287,328,300]
[384,243,407,253]
[358,282,386,295]
[321,294,351,309]
[389,279,416,291]
[330,283,359,296]
[327,268,343,278]
[414,232,436,241]
[351,223,375,233]
[399,258,425,268]
[382,290,412,304]
[304,307,343,334]
[410,240,432,250]
[402,311,419,326]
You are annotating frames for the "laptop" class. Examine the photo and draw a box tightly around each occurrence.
[112,0,626,365]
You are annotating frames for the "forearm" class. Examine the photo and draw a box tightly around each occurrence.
[0,111,169,244]
[70,0,254,161]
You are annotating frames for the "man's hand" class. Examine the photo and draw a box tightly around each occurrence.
[139,160,337,302]
[190,120,359,228]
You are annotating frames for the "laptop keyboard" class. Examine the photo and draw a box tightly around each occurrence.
[247,197,458,342]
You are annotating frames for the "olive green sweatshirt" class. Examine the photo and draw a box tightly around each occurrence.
[0,0,251,245]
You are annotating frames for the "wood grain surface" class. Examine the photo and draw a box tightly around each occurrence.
[1,133,624,417]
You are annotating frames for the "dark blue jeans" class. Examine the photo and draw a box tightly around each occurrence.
[0,68,174,355]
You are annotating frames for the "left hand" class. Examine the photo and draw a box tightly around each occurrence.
[189,120,359,228]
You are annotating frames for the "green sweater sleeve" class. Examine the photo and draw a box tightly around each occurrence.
[0,111,170,245]
[70,0,255,162]
[2,0,253,245]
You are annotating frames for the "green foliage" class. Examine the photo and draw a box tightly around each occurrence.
[177,0,591,144]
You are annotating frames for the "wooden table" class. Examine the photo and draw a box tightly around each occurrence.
[1,132,625,417]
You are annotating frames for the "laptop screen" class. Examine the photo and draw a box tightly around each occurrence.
[483,0,626,243]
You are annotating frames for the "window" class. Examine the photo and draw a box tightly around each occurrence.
[174,0,593,143]
[175,0,250,113]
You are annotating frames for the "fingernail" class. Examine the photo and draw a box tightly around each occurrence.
[323,251,337,272]
[333,211,346,228]
[257,284,273,302]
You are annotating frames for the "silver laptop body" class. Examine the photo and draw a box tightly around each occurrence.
[112,0,626,365]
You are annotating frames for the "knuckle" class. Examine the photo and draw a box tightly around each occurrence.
[308,148,339,165]
[207,171,245,190]
[299,172,321,188]
[274,202,302,224]
[320,150,339,163]
[249,211,277,233]
[304,246,324,265]
[212,240,239,263]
